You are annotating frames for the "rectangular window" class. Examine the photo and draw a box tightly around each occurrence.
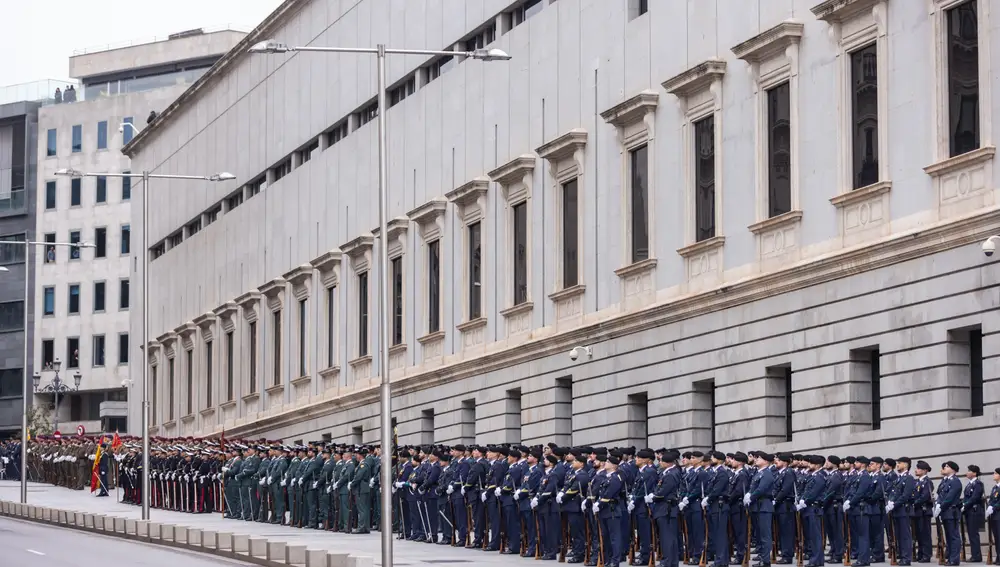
[71,125,82,153]
[562,179,579,288]
[0,369,22,398]
[46,129,56,157]
[186,349,193,415]
[45,181,56,209]
[0,301,23,332]
[97,121,108,150]
[122,172,131,201]
[694,116,716,241]
[67,337,79,368]
[41,339,54,368]
[326,286,336,368]
[94,227,106,258]
[391,257,403,346]
[272,310,282,386]
[782,366,793,442]
[226,331,234,401]
[358,272,369,357]
[93,335,105,367]
[428,240,440,333]
[44,233,56,263]
[96,176,107,204]
[870,349,881,430]
[630,144,650,262]
[226,191,242,211]
[947,1,980,157]
[298,299,307,376]
[71,179,81,206]
[168,358,175,420]
[205,340,213,408]
[93,281,105,312]
[118,333,128,364]
[0,233,24,265]
[69,230,80,260]
[512,202,528,304]
[121,224,130,255]
[970,327,983,416]
[468,222,482,319]
[151,366,158,424]
[68,284,80,314]
[119,278,129,309]
[248,321,257,394]
[767,82,792,217]
[43,287,55,315]
[850,44,879,189]
[122,117,134,144]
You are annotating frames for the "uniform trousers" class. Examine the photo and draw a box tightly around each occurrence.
[711,504,729,567]
[656,514,680,567]
[824,506,844,560]
[636,508,653,561]
[755,511,774,566]
[942,517,960,565]
[892,513,913,564]
[566,509,586,559]
[964,507,983,562]
[731,506,749,563]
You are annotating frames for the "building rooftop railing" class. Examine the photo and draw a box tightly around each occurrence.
[71,24,252,56]
[0,79,77,107]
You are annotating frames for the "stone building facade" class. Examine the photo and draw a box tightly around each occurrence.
[125,0,999,462]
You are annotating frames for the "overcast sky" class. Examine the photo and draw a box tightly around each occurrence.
[0,0,283,86]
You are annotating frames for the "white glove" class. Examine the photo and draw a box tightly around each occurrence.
[461,486,466,496]
[987,506,994,518]
[494,487,502,498]
[743,493,751,506]
[701,497,709,508]
[327,486,332,493]
[581,500,587,512]
[446,485,454,495]
[531,497,539,509]
[390,486,396,494]
[843,501,851,512]
[259,479,265,486]
[185,475,190,481]
[557,492,564,504]
[200,478,205,484]
[310,481,316,489]
[679,500,688,511]
[280,479,286,487]
[394,481,403,489]
[298,478,304,486]
[481,492,487,503]
[513,491,520,501]
[267,478,273,485]
[645,493,655,504]
[682,496,689,506]
[796,501,805,512]
[628,501,635,513]
[222,467,229,473]
[348,481,354,489]
[933,504,941,518]
[886,501,895,513]
[369,478,374,488]
[593,502,600,515]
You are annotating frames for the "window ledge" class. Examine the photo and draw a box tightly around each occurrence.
[829,180,892,208]
[318,365,341,379]
[456,317,488,334]
[748,210,803,234]
[810,0,883,23]
[500,301,534,319]
[264,383,285,396]
[199,407,216,418]
[614,257,658,279]
[417,330,446,345]
[219,400,237,410]
[677,236,726,259]
[348,354,373,369]
[388,343,408,356]
[240,392,260,404]
[291,375,312,387]
[548,283,586,303]
[162,420,176,429]
[923,146,996,178]
[180,414,195,424]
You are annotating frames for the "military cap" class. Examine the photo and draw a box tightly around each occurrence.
[896,456,910,466]
[637,448,654,460]
[844,456,855,463]
[884,458,896,468]
[624,446,636,456]
[569,448,585,459]
[496,447,509,457]
[916,460,931,472]
[811,455,826,466]
[662,451,679,463]
[439,452,451,462]
[545,454,558,465]
[776,453,793,463]
[690,451,703,458]
[734,453,749,464]
[856,456,870,465]
[994,467,1000,476]
[711,451,725,461]
[608,455,621,465]
[507,448,521,459]
[827,455,841,466]
[968,464,980,475]
[943,461,959,472]
[758,452,774,462]
[454,444,466,452]
[553,446,567,457]
[871,456,884,464]
[595,452,608,462]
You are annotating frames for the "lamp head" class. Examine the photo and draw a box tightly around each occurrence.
[0,266,8,273]
[78,241,97,249]
[472,48,512,62]
[208,172,236,182]
[73,372,82,389]
[54,168,84,178]
[249,40,291,54]
[32,373,40,390]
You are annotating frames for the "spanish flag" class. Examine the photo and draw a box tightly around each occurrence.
[111,432,122,452]
[90,437,106,493]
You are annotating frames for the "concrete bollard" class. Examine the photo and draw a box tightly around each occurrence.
[285,544,306,566]
[147,521,161,539]
[174,526,188,544]
[41,507,50,521]
[187,528,202,546]
[125,519,137,535]
[59,510,69,524]
[75,511,85,526]
[217,532,233,551]
[27,505,36,518]
[137,520,150,538]
[201,529,217,549]
[249,538,267,558]
[347,556,374,567]
[305,549,328,567]
[327,553,351,567]
[232,533,249,553]
[266,541,286,561]
[160,524,175,541]
[84,513,95,528]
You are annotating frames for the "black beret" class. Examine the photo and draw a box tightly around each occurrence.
[826,455,840,466]
[582,447,595,454]
[531,449,543,460]
[968,465,980,475]
[508,449,521,459]
[871,457,884,465]
[661,451,678,463]
[682,452,693,459]
[856,456,870,465]
[545,455,558,465]
[994,467,1000,476]
[811,455,826,466]
[792,454,803,461]
[553,447,567,457]
[711,451,726,461]
[608,455,621,465]
[758,453,773,462]
[637,449,655,460]
[570,448,584,459]
[495,447,508,457]
[944,461,959,472]
[735,453,748,464]
[916,460,931,472]
[454,444,466,452]
[885,458,896,468]
[595,453,607,462]
[897,457,911,466]
[844,456,855,463]
[690,451,704,458]
[439,453,451,462]
[624,447,636,456]
[776,453,792,463]
[547,442,558,449]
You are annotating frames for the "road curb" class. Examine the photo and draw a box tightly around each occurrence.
[0,500,375,567]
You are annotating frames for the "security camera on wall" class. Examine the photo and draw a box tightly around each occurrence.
[984,237,997,258]
[118,124,124,134]
[569,346,592,362]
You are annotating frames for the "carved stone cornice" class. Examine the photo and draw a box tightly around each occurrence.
[213,302,238,321]
[371,217,409,258]
[310,249,342,288]
[340,234,375,272]
[662,59,727,98]
[175,321,197,350]
[489,155,536,204]
[536,128,588,164]
[283,264,313,288]
[407,198,448,242]
[236,290,262,322]
[732,21,804,63]
[810,0,882,23]
[193,311,217,342]
[446,177,490,210]
[259,277,287,312]
[600,90,659,128]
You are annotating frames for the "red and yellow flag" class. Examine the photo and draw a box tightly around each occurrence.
[111,432,122,452]
[90,436,106,493]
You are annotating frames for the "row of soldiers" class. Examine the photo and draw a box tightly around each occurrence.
[0,440,21,481]
[15,435,1000,567]
[4,436,114,494]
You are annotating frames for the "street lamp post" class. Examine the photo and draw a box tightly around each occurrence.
[33,359,82,433]
[56,161,234,520]
[0,237,94,503]
[249,39,511,567]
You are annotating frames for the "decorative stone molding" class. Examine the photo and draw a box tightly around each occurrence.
[341,235,374,362]
[156,331,177,359]
[676,236,726,283]
[601,90,658,148]
[537,129,588,295]
[259,277,287,313]
[924,146,997,221]
[536,129,587,180]
[811,0,883,22]
[446,177,490,225]
[500,302,533,338]
[662,59,727,98]
[372,217,409,259]
[417,330,446,363]
[318,364,340,391]
[241,391,260,416]
[614,258,658,308]
[732,21,804,63]
[748,210,804,265]
[408,199,447,342]
[199,406,216,419]
[213,302,238,333]
[264,382,284,411]
[348,354,372,380]
[407,198,448,242]
[175,322,197,351]
[388,343,408,371]
[489,154,535,204]
[548,284,585,322]
[193,311,217,342]
[291,375,311,402]
[146,341,160,366]
[311,250,342,288]
[340,234,375,273]
[456,317,488,350]
[829,180,892,245]
[235,290,261,322]
[283,264,314,301]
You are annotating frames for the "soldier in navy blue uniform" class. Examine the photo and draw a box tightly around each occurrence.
[407,453,426,541]
[533,454,561,559]
[447,446,469,546]
[517,449,543,556]
[845,456,875,566]
[962,464,985,563]
[596,455,625,567]
[561,449,590,563]
[746,452,776,567]
[936,461,963,566]
[419,449,442,542]
[987,468,1000,565]
[466,446,488,547]
[619,447,637,562]
[703,451,730,567]
[484,446,507,551]
[798,456,827,567]
[886,457,916,566]
[912,460,935,563]
[682,451,708,564]
[500,448,525,554]
[822,456,845,563]
[436,452,456,544]
[867,457,887,564]
[772,454,797,564]
[631,448,658,566]
[651,450,681,567]
[728,452,751,566]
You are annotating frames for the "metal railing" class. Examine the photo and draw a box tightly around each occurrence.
[0,79,76,106]
[71,24,253,56]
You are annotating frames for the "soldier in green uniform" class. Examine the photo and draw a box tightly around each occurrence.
[223,447,242,519]
[269,446,289,524]
[302,445,321,528]
[371,446,382,530]
[238,445,260,521]
[284,447,302,526]
[331,448,345,531]
[318,446,335,529]
[255,447,271,522]
[339,447,357,532]
[292,447,308,526]
[353,446,374,534]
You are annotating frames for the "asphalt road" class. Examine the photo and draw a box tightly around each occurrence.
[0,516,254,567]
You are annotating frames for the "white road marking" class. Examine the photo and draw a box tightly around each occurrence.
[26,549,45,556]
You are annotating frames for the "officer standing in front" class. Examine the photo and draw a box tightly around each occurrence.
[936,461,963,566]
[962,464,985,563]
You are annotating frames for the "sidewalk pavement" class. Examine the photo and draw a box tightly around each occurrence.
[0,480,518,566]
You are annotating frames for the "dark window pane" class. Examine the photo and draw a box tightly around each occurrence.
[694,116,716,241]
[248,321,257,394]
[93,335,105,367]
[93,281,105,312]
[95,227,106,258]
[71,125,82,153]
[630,145,649,262]
[326,287,336,367]
[767,82,792,217]
[46,129,56,157]
[68,284,80,314]
[122,172,132,200]
[298,300,307,376]
[186,349,193,414]
[97,121,107,150]
[272,309,281,386]
[122,117,133,144]
[358,272,369,357]
[43,287,54,315]
[69,230,80,260]
[948,1,980,157]
[428,240,440,333]
[0,301,23,332]
[118,333,129,364]
[851,44,880,189]
[392,257,403,346]
[206,340,213,408]
[119,278,129,309]
[513,202,529,303]
[971,328,983,416]
[45,181,56,209]
[121,224,130,255]
[66,337,79,368]
[71,179,81,206]
[226,331,234,401]
[96,176,107,203]
[168,358,175,420]
[0,369,22,397]
[562,179,579,288]
[468,222,482,319]
[44,233,56,263]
